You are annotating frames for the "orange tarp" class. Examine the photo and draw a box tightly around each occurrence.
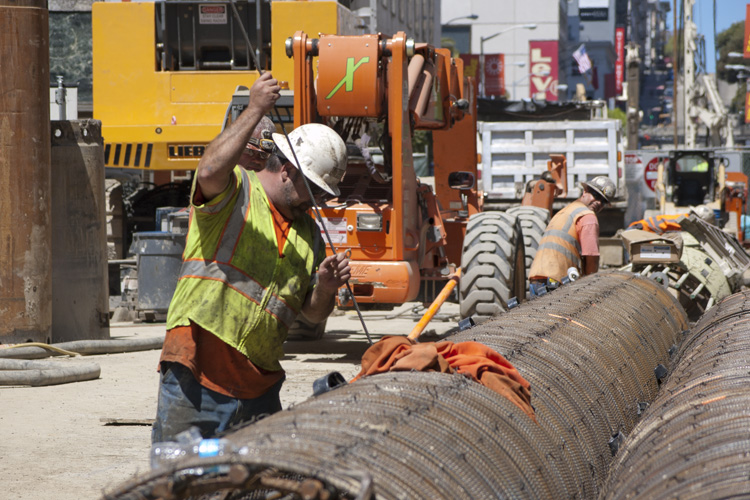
[352,336,536,423]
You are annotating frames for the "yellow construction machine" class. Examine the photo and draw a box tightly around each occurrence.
[92,0,359,174]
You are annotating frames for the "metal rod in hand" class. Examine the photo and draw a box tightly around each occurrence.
[229,0,372,343]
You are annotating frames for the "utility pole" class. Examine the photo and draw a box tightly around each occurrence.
[673,0,679,148]
[626,44,641,150]
[684,0,697,148]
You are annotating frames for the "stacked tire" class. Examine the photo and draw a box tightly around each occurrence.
[506,206,549,297]
[459,212,525,320]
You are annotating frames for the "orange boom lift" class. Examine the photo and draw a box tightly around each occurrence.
[286,32,526,323]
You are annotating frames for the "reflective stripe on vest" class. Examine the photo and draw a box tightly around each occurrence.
[627,214,684,235]
[167,167,320,370]
[179,259,298,328]
[530,202,594,281]
[180,168,300,328]
[214,170,252,263]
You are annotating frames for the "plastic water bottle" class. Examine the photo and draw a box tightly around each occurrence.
[150,426,235,472]
[567,266,580,282]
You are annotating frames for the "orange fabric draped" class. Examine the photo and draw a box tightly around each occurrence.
[352,336,537,423]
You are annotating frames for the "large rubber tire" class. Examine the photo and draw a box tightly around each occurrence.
[506,206,550,297]
[286,315,328,341]
[459,212,524,321]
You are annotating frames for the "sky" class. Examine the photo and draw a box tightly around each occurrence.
[666,0,747,73]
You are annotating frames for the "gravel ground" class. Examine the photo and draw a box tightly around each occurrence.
[0,302,460,500]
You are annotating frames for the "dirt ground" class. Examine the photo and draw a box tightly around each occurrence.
[0,302,460,500]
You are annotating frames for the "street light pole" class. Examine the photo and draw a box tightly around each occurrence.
[727,64,750,136]
[479,23,537,98]
[444,14,478,25]
[512,70,549,101]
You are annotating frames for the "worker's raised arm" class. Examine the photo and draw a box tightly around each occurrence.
[195,72,280,201]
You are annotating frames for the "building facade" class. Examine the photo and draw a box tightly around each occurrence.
[442,0,568,101]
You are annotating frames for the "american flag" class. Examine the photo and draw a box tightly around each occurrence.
[573,44,592,74]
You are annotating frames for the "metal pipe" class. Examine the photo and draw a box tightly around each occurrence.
[690,281,705,300]
[601,290,750,499]
[104,272,687,500]
[0,0,52,344]
[674,271,690,289]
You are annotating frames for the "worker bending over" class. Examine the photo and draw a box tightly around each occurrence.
[152,72,351,443]
[528,176,615,295]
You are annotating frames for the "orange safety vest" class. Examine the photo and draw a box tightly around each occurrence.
[529,201,594,281]
[627,214,685,234]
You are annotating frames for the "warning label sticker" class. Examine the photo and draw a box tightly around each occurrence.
[199,4,227,24]
[318,217,347,245]
[639,244,671,259]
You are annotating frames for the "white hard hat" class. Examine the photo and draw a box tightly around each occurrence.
[273,124,347,197]
[581,176,616,203]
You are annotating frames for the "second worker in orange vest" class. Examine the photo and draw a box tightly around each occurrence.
[529,176,616,284]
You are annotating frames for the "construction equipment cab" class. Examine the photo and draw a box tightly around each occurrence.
[653,149,747,242]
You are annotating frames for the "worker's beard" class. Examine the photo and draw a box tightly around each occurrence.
[284,181,313,219]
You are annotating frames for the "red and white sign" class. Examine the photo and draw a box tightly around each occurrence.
[199,4,227,24]
[615,27,625,95]
[644,157,663,191]
[483,54,505,97]
[529,40,559,101]
[625,153,641,180]
[318,217,347,244]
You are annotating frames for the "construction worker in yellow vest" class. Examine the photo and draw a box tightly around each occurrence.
[528,176,615,296]
[152,72,351,443]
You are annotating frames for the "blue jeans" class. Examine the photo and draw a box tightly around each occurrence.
[151,362,284,444]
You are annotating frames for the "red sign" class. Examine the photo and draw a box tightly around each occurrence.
[746,91,750,123]
[644,157,663,191]
[745,4,750,58]
[483,54,505,97]
[459,54,480,80]
[615,27,625,95]
[529,41,559,101]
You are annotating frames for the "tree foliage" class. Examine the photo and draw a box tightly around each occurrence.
[716,21,745,83]
[608,107,627,130]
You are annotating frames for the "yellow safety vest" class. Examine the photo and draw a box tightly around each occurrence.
[529,201,594,281]
[167,167,323,371]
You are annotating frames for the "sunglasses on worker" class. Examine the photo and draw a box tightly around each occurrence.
[285,158,332,201]
[308,181,331,201]
[245,137,276,160]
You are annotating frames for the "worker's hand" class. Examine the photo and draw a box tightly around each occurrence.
[248,72,281,116]
[316,252,351,294]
